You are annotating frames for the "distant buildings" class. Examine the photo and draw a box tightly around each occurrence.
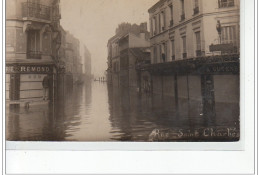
[59,28,84,86]
[84,45,92,80]
[6,0,61,102]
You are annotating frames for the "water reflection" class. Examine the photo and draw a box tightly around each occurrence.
[6,81,239,141]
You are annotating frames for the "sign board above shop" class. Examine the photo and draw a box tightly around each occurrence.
[6,65,53,74]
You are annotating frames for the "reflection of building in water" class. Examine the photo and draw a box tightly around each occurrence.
[6,0,62,104]
[135,0,240,127]
[83,45,92,80]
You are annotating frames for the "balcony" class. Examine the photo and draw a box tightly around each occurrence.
[27,51,42,59]
[22,2,51,21]
[169,20,174,27]
[218,0,235,8]
[193,6,199,15]
[180,13,185,21]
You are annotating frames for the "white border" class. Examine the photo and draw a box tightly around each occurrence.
[4,0,256,173]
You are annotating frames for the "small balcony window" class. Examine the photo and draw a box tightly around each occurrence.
[182,53,187,59]
[180,13,185,21]
[193,6,199,15]
[170,20,174,27]
[218,0,235,8]
[172,55,175,61]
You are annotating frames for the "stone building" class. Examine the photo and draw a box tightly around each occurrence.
[107,22,150,88]
[6,0,62,103]
[137,0,240,127]
[63,31,83,84]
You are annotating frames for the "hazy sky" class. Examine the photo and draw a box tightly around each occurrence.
[60,0,157,77]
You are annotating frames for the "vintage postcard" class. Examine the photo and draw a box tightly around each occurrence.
[5,0,240,142]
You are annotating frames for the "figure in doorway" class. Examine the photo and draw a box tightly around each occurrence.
[42,75,50,100]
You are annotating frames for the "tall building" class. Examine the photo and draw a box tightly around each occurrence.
[148,0,240,62]
[137,0,240,125]
[64,31,82,84]
[6,0,61,102]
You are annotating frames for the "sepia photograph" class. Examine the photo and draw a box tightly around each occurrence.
[5,0,240,142]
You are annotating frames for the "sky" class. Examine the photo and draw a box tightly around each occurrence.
[60,0,158,77]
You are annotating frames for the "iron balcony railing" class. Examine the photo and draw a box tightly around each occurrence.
[22,2,51,21]
[27,50,42,59]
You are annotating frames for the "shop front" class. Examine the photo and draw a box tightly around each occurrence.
[6,63,57,105]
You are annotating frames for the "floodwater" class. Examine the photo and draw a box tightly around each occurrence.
[6,81,240,141]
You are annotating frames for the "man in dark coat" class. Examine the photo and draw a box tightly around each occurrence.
[42,75,50,100]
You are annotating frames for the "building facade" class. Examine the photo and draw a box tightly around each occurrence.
[63,31,83,84]
[138,0,240,127]
[149,0,239,62]
[107,23,150,88]
[6,0,62,103]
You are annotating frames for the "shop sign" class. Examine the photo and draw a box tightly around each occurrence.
[6,65,53,74]
[205,63,239,74]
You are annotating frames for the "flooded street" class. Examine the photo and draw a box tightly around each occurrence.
[6,81,239,141]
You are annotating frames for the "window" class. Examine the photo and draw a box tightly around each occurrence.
[194,0,199,14]
[27,30,41,59]
[221,26,237,44]
[180,0,185,21]
[160,11,166,31]
[171,40,175,60]
[161,43,166,62]
[169,5,173,26]
[182,36,187,58]
[218,0,234,8]
[195,31,201,56]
